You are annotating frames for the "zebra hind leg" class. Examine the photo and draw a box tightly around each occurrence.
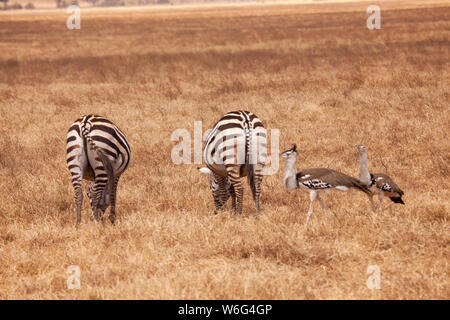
[109,176,120,224]
[69,164,85,226]
[213,175,230,214]
[230,184,236,212]
[232,182,244,214]
[87,182,95,221]
[250,163,264,216]
[96,149,114,223]
[73,179,83,227]
[226,165,243,214]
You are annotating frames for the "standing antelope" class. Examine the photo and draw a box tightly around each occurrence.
[281,144,371,225]
[198,110,267,215]
[66,114,131,225]
[356,145,404,211]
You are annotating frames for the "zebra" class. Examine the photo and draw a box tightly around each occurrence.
[66,114,131,226]
[198,110,267,215]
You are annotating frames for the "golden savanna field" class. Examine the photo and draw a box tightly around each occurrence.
[0,1,449,299]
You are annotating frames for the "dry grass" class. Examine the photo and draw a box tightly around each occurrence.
[0,1,449,299]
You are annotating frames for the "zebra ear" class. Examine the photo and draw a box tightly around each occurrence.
[198,167,212,175]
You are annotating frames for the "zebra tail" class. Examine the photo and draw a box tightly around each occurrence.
[247,161,256,200]
[246,126,257,200]
[81,124,114,209]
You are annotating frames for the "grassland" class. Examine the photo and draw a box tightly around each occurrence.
[0,1,449,299]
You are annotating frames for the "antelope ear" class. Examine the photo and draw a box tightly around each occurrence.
[198,167,212,175]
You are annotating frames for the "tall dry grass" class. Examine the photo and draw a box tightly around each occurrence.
[0,1,448,299]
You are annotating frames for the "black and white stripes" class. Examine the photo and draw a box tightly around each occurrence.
[64,113,404,226]
[199,110,267,214]
[66,114,131,225]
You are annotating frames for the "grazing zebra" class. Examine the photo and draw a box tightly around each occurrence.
[198,110,267,215]
[281,144,371,225]
[356,145,404,211]
[66,114,131,225]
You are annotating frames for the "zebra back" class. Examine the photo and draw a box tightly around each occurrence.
[67,114,131,176]
[203,110,266,177]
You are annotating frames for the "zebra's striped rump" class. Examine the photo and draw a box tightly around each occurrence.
[66,114,130,226]
[201,110,266,215]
